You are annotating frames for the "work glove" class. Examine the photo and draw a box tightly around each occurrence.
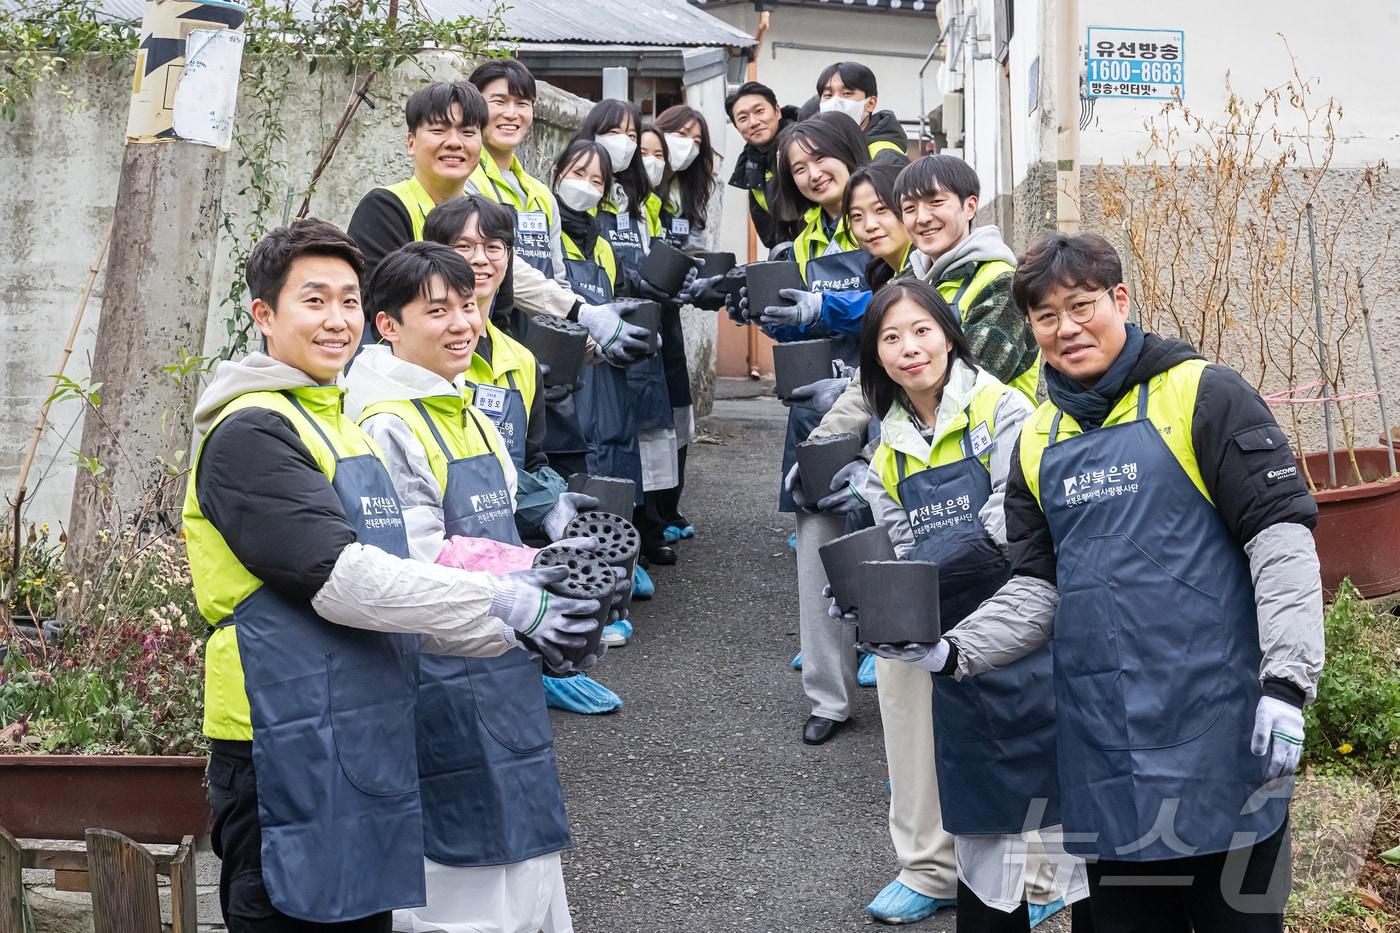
[578,301,651,364]
[638,266,698,304]
[821,584,858,624]
[722,269,749,323]
[607,564,632,608]
[490,566,600,671]
[783,375,850,415]
[562,641,607,674]
[735,286,757,323]
[680,273,729,311]
[784,462,810,510]
[537,363,584,403]
[759,288,822,329]
[816,460,869,515]
[1251,695,1305,782]
[861,640,951,673]
[541,492,600,542]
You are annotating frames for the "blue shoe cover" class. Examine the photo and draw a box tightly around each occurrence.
[678,524,695,539]
[1028,898,1066,928]
[790,651,803,670]
[663,525,682,543]
[601,619,633,646]
[787,532,797,550]
[632,564,655,599]
[865,880,954,925]
[858,652,878,687]
[542,673,622,714]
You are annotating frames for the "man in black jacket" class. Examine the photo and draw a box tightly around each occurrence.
[725,81,799,249]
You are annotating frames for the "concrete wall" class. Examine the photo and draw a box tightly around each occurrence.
[3,50,728,529]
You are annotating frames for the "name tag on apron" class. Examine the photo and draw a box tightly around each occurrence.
[616,212,631,231]
[969,421,993,458]
[518,211,548,234]
[474,384,508,418]
[671,218,690,236]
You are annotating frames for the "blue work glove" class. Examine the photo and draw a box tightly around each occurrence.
[541,492,600,542]
[579,301,651,364]
[759,287,822,329]
[782,375,850,415]
[861,640,951,672]
[1251,696,1304,781]
[816,460,869,514]
[784,462,811,510]
[490,565,601,671]
[680,273,728,310]
[821,584,858,624]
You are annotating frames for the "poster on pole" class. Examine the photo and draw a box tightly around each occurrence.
[1085,27,1184,100]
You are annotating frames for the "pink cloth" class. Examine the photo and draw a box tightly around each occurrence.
[434,536,540,574]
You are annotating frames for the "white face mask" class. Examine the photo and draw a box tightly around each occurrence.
[819,95,869,124]
[596,133,637,172]
[556,177,604,212]
[665,133,700,171]
[642,155,666,187]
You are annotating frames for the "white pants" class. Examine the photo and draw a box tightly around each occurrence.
[392,852,573,933]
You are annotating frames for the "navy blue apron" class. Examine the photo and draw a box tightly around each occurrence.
[467,371,528,470]
[408,400,571,866]
[1042,381,1288,861]
[597,207,646,277]
[487,176,555,279]
[895,410,1059,836]
[230,392,423,922]
[627,344,675,431]
[777,244,869,513]
[653,217,694,410]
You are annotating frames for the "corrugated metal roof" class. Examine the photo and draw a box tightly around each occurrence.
[21,0,755,48]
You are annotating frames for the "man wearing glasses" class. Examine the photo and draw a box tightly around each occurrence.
[908,232,1323,932]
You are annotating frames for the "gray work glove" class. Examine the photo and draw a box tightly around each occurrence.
[821,584,858,624]
[860,640,950,672]
[784,462,810,510]
[542,492,599,542]
[722,269,749,323]
[759,287,822,329]
[578,301,651,364]
[490,566,600,670]
[607,564,632,608]
[680,273,728,311]
[564,641,607,674]
[816,460,869,515]
[1251,696,1305,781]
[537,363,584,402]
[783,376,850,415]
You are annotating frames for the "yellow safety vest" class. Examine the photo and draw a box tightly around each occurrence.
[873,380,1010,506]
[793,206,859,284]
[464,320,539,417]
[356,395,508,495]
[381,176,438,241]
[470,154,557,226]
[183,386,386,741]
[1018,358,1211,509]
[937,259,1041,402]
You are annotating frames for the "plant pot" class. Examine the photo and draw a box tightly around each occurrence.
[1301,447,1400,598]
[0,754,211,842]
[566,474,637,520]
[692,251,736,277]
[621,301,663,353]
[744,260,803,321]
[524,315,589,388]
[856,561,941,644]
[796,432,863,503]
[772,338,836,400]
[640,239,694,295]
[531,546,612,664]
[563,511,641,616]
[818,526,897,614]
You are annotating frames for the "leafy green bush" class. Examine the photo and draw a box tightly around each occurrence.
[1303,579,1400,773]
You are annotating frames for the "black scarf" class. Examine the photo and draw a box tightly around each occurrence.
[1043,323,1146,432]
[558,202,599,257]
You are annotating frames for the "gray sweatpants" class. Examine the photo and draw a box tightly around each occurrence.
[795,510,859,721]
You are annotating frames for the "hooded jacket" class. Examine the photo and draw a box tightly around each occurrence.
[190,352,511,662]
[863,109,911,165]
[945,334,1324,708]
[344,345,518,563]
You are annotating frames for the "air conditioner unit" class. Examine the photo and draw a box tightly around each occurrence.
[942,91,965,149]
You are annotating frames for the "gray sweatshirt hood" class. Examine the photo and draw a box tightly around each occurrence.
[909,225,1018,284]
[191,352,322,442]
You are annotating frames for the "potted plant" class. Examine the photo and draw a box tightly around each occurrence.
[0,521,210,843]
[1089,53,1399,596]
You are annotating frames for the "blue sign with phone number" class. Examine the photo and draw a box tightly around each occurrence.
[1086,27,1185,101]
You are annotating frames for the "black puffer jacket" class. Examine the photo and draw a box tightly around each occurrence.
[863,109,911,166]
[727,109,799,249]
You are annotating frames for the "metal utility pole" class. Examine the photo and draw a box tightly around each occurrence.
[67,0,248,572]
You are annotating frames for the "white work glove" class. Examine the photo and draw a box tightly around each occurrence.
[578,301,651,364]
[861,640,951,673]
[816,460,869,515]
[1251,695,1305,781]
[784,462,811,511]
[542,492,599,542]
[759,288,822,329]
[489,566,600,670]
[783,375,850,415]
[821,584,858,624]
